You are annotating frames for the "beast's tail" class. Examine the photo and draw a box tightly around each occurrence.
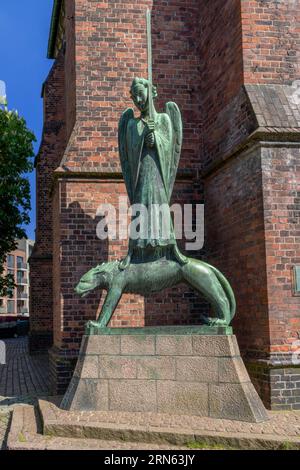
[205,262,236,323]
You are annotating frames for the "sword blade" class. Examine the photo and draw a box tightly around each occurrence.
[146,9,153,120]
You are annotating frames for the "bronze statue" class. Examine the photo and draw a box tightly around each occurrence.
[75,11,236,332]
[118,77,187,269]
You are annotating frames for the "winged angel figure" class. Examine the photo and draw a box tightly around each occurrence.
[118,77,187,267]
[75,77,236,330]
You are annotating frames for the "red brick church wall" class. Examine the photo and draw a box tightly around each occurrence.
[29,50,66,353]
[199,0,300,408]
[49,0,205,393]
[31,0,300,407]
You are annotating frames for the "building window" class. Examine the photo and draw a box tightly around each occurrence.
[17,256,24,268]
[7,301,14,314]
[17,271,23,284]
[7,255,14,268]
[7,287,14,298]
[17,301,26,314]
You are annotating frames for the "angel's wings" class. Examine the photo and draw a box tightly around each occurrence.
[118,103,183,204]
[165,102,183,201]
[118,108,135,205]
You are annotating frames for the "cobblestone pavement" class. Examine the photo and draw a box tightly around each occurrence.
[6,401,300,450]
[8,405,194,450]
[42,399,300,439]
[0,337,50,449]
[0,337,50,397]
[1,337,300,450]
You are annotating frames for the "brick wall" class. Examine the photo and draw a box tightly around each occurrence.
[199,0,300,170]
[199,0,300,409]
[60,0,202,173]
[35,50,66,254]
[199,0,245,170]
[241,0,300,84]
[29,50,66,353]
[34,0,300,405]
[48,0,205,392]
[204,146,270,356]
[262,146,300,353]
[64,0,76,141]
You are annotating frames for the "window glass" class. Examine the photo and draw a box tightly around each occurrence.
[17,256,24,266]
[7,255,14,268]
[7,301,14,313]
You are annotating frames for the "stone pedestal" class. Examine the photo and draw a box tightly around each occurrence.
[60,327,269,423]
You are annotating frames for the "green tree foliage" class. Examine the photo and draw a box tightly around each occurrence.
[0,108,35,297]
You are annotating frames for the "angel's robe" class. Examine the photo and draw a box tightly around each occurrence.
[124,113,176,249]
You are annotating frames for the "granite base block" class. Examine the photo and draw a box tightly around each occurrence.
[60,330,269,423]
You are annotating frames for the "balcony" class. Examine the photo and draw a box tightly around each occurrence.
[17,262,27,270]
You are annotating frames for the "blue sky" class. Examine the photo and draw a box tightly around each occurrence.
[0,1,54,240]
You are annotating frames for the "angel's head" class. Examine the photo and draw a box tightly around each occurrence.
[130,78,157,112]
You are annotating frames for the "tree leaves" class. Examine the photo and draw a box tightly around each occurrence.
[0,109,35,296]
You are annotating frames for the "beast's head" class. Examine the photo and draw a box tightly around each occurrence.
[75,260,119,297]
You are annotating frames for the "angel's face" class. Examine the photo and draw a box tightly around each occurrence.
[131,84,148,112]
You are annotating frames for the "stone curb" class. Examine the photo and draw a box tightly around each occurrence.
[39,400,300,450]
[6,404,190,451]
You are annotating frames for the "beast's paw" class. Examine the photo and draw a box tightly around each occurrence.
[85,320,105,334]
[200,316,228,327]
[87,320,100,328]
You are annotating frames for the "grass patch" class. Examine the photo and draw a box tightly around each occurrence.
[18,432,27,443]
[187,441,237,450]
[278,441,299,451]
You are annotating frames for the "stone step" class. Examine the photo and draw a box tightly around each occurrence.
[7,404,188,450]
[34,398,300,450]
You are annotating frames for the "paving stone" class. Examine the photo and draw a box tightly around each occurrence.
[34,398,300,450]
[0,337,50,450]
[0,338,50,397]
